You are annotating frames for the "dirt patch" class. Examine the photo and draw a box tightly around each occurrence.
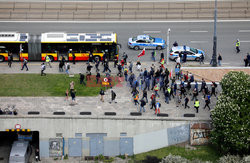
[182,68,250,82]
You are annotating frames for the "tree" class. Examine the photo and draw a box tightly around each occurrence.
[210,71,250,155]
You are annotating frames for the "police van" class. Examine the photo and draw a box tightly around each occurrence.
[169,46,205,61]
[9,140,31,163]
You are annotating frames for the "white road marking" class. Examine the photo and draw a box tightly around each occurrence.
[96,31,114,33]
[190,41,208,43]
[190,31,208,33]
[0,20,250,23]
[238,30,250,32]
[241,40,250,43]
[143,31,161,33]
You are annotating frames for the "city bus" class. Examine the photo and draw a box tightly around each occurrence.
[0,32,29,62]
[41,32,119,61]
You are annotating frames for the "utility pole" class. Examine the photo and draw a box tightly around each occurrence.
[167,28,171,65]
[212,0,218,67]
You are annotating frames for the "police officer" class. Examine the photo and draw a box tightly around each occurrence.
[236,39,240,53]
[194,99,200,113]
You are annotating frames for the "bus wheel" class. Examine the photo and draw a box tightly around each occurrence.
[0,56,4,62]
[94,56,101,61]
[134,46,139,50]
[49,56,54,62]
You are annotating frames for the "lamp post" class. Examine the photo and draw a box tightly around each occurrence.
[211,0,218,67]
[167,28,171,65]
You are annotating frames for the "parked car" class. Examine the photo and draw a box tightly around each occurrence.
[9,140,31,163]
[169,45,205,61]
[128,35,166,50]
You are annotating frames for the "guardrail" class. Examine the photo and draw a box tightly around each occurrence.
[0,1,249,20]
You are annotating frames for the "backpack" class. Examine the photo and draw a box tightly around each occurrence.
[67,64,70,69]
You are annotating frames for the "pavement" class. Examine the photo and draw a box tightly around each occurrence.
[0,61,224,120]
[0,21,249,65]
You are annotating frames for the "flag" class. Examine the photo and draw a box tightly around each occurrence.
[137,48,145,58]
[170,69,172,78]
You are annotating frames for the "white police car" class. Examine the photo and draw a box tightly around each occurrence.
[169,46,205,61]
[128,35,166,50]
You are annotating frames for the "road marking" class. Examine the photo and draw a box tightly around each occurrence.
[190,41,208,43]
[238,30,250,32]
[96,31,114,33]
[143,31,161,34]
[190,31,208,33]
[0,20,250,23]
[241,40,250,43]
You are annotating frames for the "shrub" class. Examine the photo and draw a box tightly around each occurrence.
[218,155,245,163]
[210,71,250,155]
[161,154,189,163]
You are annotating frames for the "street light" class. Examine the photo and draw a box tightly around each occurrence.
[211,0,218,67]
[167,28,171,65]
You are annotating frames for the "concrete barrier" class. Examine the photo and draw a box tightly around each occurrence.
[92,2,108,10]
[107,3,122,10]
[104,112,116,116]
[27,12,43,19]
[14,2,30,9]
[11,11,27,19]
[80,112,91,115]
[28,111,40,115]
[184,114,195,117]
[0,12,10,19]
[42,12,58,19]
[53,111,65,115]
[0,2,14,9]
[58,12,74,19]
[0,1,248,21]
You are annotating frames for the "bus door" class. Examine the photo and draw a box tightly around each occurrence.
[57,44,69,61]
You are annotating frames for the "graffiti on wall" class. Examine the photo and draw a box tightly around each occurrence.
[190,123,211,145]
[49,138,63,157]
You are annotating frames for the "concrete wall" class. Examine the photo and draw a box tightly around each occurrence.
[0,117,210,157]
[0,1,249,20]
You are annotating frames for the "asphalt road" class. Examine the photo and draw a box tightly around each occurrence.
[0,21,250,65]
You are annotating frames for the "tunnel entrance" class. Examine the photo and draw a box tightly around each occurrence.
[0,130,39,162]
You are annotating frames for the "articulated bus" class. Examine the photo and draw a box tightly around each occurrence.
[41,32,119,61]
[0,32,119,62]
[0,32,29,62]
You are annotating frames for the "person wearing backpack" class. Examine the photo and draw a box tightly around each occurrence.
[133,93,139,105]
[65,62,70,74]
[204,95,211,110]
[140,98,146,113]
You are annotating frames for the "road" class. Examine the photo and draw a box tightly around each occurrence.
[0,20,250,65]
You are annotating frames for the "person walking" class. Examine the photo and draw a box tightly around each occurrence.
[151,50,156,62]
[247,53,250,66]
[236,39,240,53]
[218,54,222,66]
[41,63,46,76]
[109,90,117,104]
[154,83,160,97]
[244,55,249,67]
[99,89,105,102]
[65,62,70,74]
[176,93,181,108]
[70,89,76,104]
[200,53,204,64]
[211,81,217,97]
[139,98,146,113]
[35,148,41,162]
[184,96,190,109]
[59,60,64,72]
[191,88,198,101]
[45,55,52,68]
[124,67,128,81]
[129,61,133,73]
[95,58,100,72]
[150,93,156,110]
[133,93,139,105]
[21,58,28,71]
[164,88,170,104]
[194,99,200,113]
[65,89,69,101]
[79,73,86,86]
[204,95,211,110]
[155,101,161,114]
[72,52,76,64]
[96,72,101,84]
[8,53,13,68]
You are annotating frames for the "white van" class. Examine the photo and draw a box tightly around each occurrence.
[9,140,31,163]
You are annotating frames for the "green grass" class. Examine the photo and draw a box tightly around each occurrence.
[0,74,112,96]
[133,145,220,163]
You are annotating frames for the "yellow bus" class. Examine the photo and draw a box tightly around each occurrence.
[41,32,119,61]
[0,32,29,62]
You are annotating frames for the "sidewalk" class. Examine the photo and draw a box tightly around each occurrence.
[0,61,222,120]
